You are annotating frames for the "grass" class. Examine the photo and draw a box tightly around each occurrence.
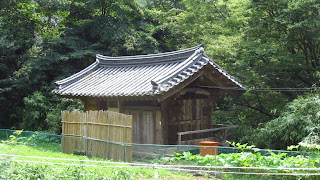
[0,141,210,179]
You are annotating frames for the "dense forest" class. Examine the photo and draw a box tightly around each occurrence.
[1,0,320,150]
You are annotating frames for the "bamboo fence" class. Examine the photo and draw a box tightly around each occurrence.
[61,110,132,162]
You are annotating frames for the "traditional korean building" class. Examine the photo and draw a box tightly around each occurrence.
[53,45,245,145]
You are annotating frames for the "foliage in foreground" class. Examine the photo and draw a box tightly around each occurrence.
[158,151,320,180]
[165,151,318,168]
[0,162,134,180]
[1,160,176,180]
[0,134,197,180]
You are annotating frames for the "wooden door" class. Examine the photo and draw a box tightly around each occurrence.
[141,111,154,144]
[126,109,155,144]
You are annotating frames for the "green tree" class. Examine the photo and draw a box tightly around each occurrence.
[229,0,320,147]
[144,0,185,11]
[250,93,320,149]
[0,0,176,132]
[240,0,320,91]
[167,0,320,149]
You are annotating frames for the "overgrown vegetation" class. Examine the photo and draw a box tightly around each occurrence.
[163,151,316,168]
[2,130,320,179]
[1,0,320,150]
[246,94,320,149]
[0,132,198,179]
[157,150,320,179]
[1,159,197,180]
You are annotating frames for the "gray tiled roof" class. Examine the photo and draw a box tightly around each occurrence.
[53,45,245,98]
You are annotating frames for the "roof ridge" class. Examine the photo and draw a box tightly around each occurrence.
[97,45,203,66]
[151,51,201,85]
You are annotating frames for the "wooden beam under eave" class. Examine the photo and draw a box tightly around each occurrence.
[202,65,244,97]
[202,74,240,97]
[158,71,204,102]
[58,94,159,102]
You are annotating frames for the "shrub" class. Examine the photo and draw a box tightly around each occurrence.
[21,91,84,134]
[250,93,320,149]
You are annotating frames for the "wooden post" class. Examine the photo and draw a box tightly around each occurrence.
[177,133,182,145]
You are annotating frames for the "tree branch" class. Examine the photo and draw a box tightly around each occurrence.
[290,69,313,86]
[234,101,276,118]
[255,92,263,112]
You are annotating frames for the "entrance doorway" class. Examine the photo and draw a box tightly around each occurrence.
[125,108,156,144]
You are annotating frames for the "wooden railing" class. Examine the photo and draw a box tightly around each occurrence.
[177,125,238,145]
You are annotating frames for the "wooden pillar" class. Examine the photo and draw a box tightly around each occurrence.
[208,97,213,129]
[160,99,169,144]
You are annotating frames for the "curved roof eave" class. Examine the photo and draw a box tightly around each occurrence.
[52,45,246,98]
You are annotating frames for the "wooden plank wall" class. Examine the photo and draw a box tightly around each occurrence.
[61,110,132,162]
[166,95,212,144]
